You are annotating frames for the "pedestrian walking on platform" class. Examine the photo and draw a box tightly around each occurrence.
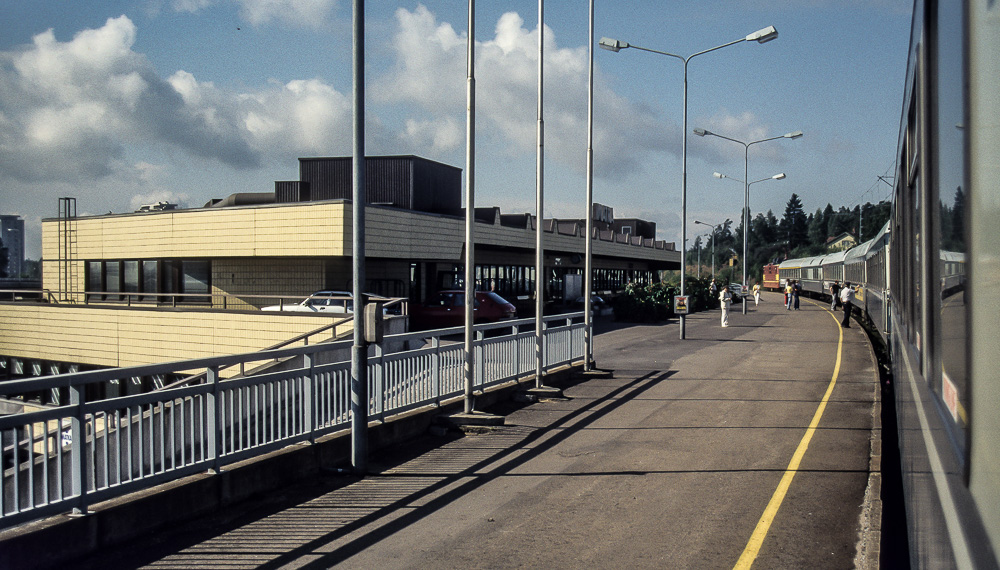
[830,280,841,311]
[785,281,793,310]
[753,283,761,306]
[719,285,732,327]
[793,280,801,310]
[840,282,855,327]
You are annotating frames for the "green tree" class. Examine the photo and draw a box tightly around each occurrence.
[827,207,856,238]
[860,201,891,241]
[780,193,808,251]
[951,186,965,250]
[808,208,827,249]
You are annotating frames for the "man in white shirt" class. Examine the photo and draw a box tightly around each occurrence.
[839,282,855,328]
[719,285,732,327]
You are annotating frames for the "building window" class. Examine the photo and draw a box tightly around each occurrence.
[87,261,103,302]
[83,259,210,305]
[105,261,121,300]
[181,260,211,303]
[123,260,140,298]
[142,261,158,301]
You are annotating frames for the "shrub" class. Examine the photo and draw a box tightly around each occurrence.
[612,281,677,322]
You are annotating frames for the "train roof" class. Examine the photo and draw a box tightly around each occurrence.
[778,255,822,269]
[845,221,890,262]
[819,250,849,265]
[778,221,891,270]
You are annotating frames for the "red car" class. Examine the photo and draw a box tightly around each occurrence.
[410,290,517,331]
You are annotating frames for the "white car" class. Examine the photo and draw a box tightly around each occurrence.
[262,291,353,313]
[728,284,744,301]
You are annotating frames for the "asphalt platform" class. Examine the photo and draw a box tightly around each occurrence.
[74,291,881,569]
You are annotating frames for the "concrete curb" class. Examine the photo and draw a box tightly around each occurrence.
[853,331,883,569]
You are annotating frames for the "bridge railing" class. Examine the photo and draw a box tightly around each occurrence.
[0,313,585,530]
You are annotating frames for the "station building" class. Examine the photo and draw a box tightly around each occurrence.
[1,155,679,386]
[42,155,678,312]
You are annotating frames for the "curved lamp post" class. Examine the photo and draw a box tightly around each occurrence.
[712,171,785,303]
[599,25,778,339]
[694,220,722,281]
[696,231,713,278]
[694,127,802,314]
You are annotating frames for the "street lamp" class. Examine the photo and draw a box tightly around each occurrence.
[713,171,784,302]
[696,231,713,278]
[694,220,721,281]
[599,25,778,340]
[694,127,802,314]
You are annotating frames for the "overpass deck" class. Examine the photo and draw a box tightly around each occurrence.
[72,291,880,569]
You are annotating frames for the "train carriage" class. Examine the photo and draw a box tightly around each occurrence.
[773,1,1000,566]
[820,250,848,290]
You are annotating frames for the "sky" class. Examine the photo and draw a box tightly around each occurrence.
[0,0,913,259]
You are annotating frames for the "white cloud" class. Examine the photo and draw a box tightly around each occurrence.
[242,78,353,154]
[0,16,263,184]
[0,14,365,188]
[167,0,338,28]
[689,109,798,164]
[235,0,338,29]
[401,117,463,153]
[373,6,673,183]
[172,0,213,13]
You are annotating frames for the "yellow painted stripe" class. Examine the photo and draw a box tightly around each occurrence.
[733,301,844,569]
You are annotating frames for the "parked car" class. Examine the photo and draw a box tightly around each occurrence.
[572,295,612,316]
[261,291,353,313]
[728,284,744,302]
[410,290,517,330]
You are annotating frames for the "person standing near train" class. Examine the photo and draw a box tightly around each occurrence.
[840,282,855,328]
[830,280,841,311]
[753,282,761,306]
[719,285,732,327]
[792,280,801,310]
[785,280,793,310]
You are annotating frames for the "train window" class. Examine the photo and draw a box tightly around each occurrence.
[933,0,969,443]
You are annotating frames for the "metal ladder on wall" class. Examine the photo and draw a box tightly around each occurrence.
[58,197,77,303]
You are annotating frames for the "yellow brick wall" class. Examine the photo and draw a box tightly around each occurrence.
[212,258,326,309]
[41,203,350,262]
[0,304,354,369]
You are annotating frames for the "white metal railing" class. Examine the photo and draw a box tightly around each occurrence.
[0,313,585,529]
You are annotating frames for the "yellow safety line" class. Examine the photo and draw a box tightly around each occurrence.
[733,301,844,569]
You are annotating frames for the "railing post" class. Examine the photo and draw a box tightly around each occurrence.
[304,352,315,444]
[69,382,88,516]
[376,343,386,422]
[476,329,485,388]
[432,336,441,405]
[207,366,222,473]
[516,323,523,376]
[566,317,573,365]
[542,319,548,373]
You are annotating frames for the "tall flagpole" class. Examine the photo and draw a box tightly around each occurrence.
[350,0,368,475]
[584,0,594,371]
[534,0,545,387]
[463,0,476,413]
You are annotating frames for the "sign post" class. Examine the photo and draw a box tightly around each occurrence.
[673,295,690,315]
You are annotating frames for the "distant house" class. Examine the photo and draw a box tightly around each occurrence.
[826,232,857,252]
